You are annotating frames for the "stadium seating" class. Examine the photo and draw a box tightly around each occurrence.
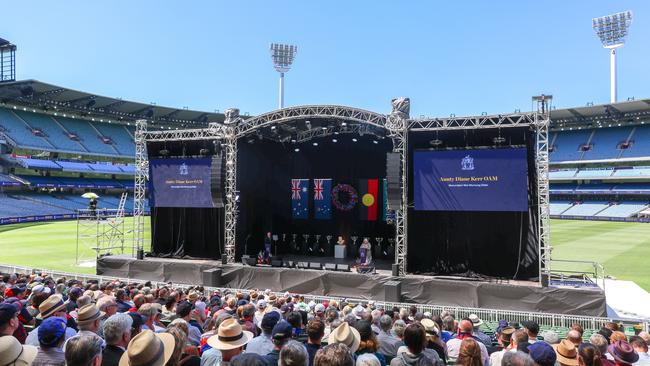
[574,168,615,178]
[621,126,650,158]
[92,122,135,156]
[13,110,87,153]
[549,169,577,179]
[581,127,631,160]
[550,130,591,161]
[550,201,574,215]
[0,173,21,186]
[0,108,53,150]
[613,167,650,177]
[595,201,649,218]
[561,201,610,216]
[54,116,119,156]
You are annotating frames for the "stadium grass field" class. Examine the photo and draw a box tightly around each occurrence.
[0,218,649,291]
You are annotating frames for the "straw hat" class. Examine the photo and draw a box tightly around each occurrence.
[207,318,254,350]
[468,314,484,327]
[421,318,440,336]
[553,339,579,366]
[37,294,67,319]
[76,304,106,325]
[0,335,37,366]
[327,322,361,353]
[119,330,175,366]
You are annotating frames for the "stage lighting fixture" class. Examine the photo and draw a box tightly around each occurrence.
[270,125,276,130]
[159,149,169,156]
[493,136,506,144]
[429,139,443,147]
[270,43,298,109]
[593,11,633,103]
[341,122,347,126]
[373,140,378,144]
[352,138,358,142]
[332,139,338,143]
[291,139,297,143]
[321,127,327,130]
[294,148,300,152]
[199,148,210,155]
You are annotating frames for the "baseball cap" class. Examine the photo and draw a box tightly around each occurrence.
[0,303,18,326]
[38,317,67,346]
[529,341,557,366]
[175,301,194,318]
[314,304,326,313]
[272,320,293,340]
[261,311,281,330]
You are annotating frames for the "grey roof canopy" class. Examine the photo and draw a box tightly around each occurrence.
[0,79,226,126]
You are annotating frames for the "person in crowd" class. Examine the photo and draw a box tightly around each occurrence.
[315,343,356,366]
[26,294,77,346]
[554,339,580,366]
[239,304,259,337]
[513,329,531,354]
[420,318,446,364]
[306,318,326,366]
[490,326,516,366]
[208,318,253,366]
[101,313,132,366]
[378,315,401,359]
[139,303,165,333]
[457,338,482,366]
[4,297,33,344]
[354,320,386,366]
[267,320,295,366]
[393,320,407,349]
[528,341,557,366]
[446,319,488,366]
[611,332,628,344]
[65,335,104,366]
[0,303,20,338]
[32,317,68,366]
[74,304,105,339]
[440,316,455,343]
[468,315,491,348]
[120,330,176,366]
[280,340,309,366]
[167,324,201,366]
[247,311,280,356]
[521,321,540,345]
[638,333,650,345]
[391,323,438,366]
[628,336,650,364]
[502,351,535,366]
[357,353,382,366]
[114,289,131,313]
[571,324,585,338]
[175,300,202,346]
[567,330,583,347]
[0,335,37,366]
[589,334,615,366]
[608,341,639,366]
[577,343,603,366]
[328,322,361,354]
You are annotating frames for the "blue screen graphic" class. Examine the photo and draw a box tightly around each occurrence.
[413,148,529,212]
[149,157,214,208]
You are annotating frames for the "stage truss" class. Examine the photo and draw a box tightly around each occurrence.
[133,101,551,281]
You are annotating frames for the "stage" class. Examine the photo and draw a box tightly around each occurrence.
[96,255,607,317]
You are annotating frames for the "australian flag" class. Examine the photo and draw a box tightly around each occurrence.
[313,178,332,220]
[291,179,309,219]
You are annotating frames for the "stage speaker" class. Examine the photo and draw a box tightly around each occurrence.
[391,264,400,277]
[271,258,283,267]
[211,153,226,208]
[336,264,350,272]
[202,268,222,287]
[324,263,336,271]
[386,152,401,209]
[384,280,401,302]
[309,262,322,270]
[221,254,228,265]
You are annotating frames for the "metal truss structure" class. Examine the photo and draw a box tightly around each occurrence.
[131,102,550,282]
[534,101,552,283]
[133,120,149,256]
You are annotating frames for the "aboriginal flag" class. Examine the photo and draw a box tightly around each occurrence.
[358,179,379,221]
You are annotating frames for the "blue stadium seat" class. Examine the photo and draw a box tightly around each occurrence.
[581,127,631,160]
[621,126,650,158]
[562,201,610,216]
[613,167,650,177]
[596,201,649,217]
[92,123,136,156]
[54,116,120,156]
[13,110,87,153]
[0,108,53,150]
[550,130,591,161]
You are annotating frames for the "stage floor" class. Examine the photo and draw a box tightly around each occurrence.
[97,255,607,316]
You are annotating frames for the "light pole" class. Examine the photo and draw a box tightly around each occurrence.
[592,11,633,104]
[269,43,297,109]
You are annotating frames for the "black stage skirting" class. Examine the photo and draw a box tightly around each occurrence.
[96,255,607,317]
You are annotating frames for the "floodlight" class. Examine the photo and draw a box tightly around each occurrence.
[592,11,633,103]
[270,43,298,109]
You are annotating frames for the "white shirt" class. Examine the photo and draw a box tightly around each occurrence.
[26,324,77,346]
[490,348,516,366]
[446,337,490,366]
[635,351,650,366]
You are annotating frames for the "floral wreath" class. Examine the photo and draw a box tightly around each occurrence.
[331,184,358,212]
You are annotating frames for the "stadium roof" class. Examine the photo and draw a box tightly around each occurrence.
[0,79,227,127]
[550,98,650,129]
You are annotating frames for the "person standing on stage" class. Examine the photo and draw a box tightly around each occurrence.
[359,238,372,266]
[264,232,273,264]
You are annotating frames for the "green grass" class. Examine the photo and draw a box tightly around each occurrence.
[0,217,150,275]
[1,218,649,291]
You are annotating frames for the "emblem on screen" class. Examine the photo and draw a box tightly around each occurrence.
[461,155,474,171]
[179,162,189,176]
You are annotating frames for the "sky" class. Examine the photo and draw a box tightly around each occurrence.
[3,1,650,118]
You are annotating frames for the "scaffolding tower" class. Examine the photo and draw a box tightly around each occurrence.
[75,192,128,264]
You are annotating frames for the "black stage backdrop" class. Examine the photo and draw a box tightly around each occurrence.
[236,137,393,259]
[148,140,224,259]
[407,127,539,279]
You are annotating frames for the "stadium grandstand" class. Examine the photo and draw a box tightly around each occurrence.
[548,100,650,221]
[0,80,227,223]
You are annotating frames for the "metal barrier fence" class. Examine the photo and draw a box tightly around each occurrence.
[1,263,647,332]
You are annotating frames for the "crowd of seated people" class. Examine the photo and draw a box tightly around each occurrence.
[0,272,648,366]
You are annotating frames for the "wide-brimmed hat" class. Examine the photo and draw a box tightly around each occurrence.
[207,318,253,350]
[38,294,67,319]
[553,339,578,366]
[327,322,361,353]
[421,318,440,336]
[468,314,483,327]
[608,341,639,365]
[77,304,106,324]
[500,326,515,342]
[119,330,175,366]
[0,335,37,365]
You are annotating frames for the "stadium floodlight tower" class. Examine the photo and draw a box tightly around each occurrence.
[592,11,633,103]
[269,43,297,109]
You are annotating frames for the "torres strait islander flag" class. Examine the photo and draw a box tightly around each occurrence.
[291,178,309,219]
[313,178,332,220]
[359,179,379,221]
